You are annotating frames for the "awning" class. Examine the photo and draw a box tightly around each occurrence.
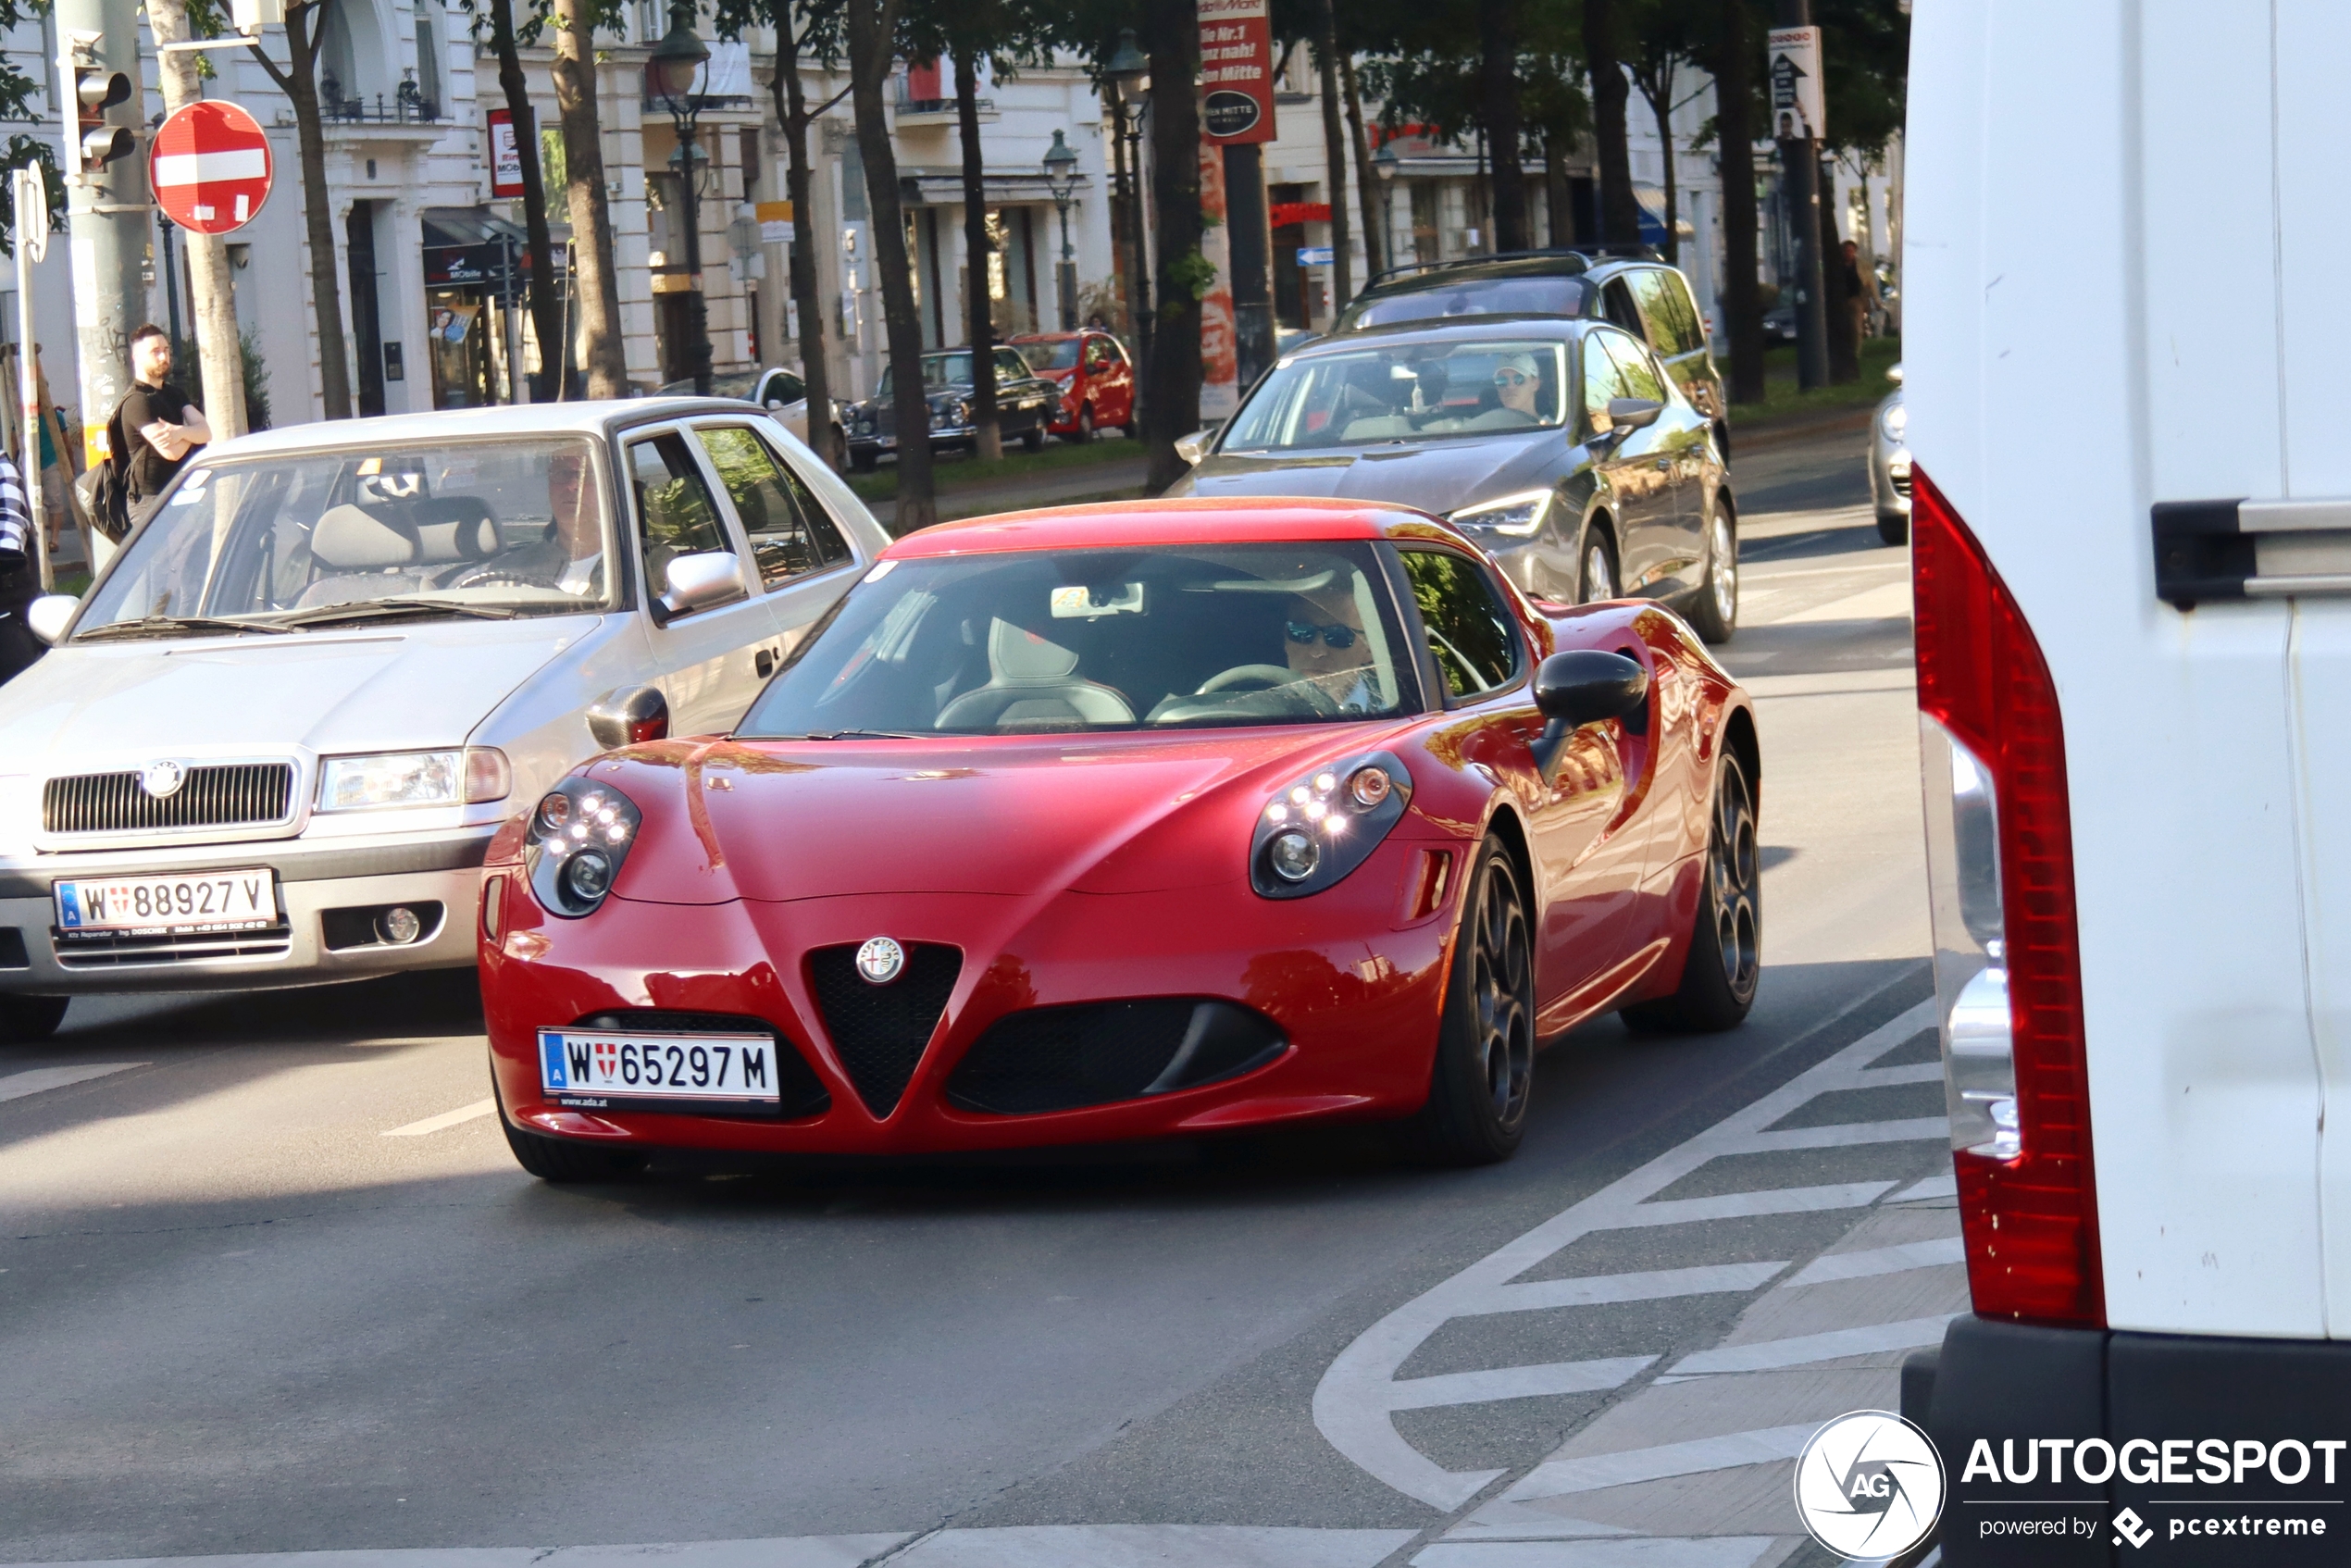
[898,169,1094,206]
[421,207,566,289]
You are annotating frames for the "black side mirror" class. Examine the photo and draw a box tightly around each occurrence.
[587,685,670,751]
[1527,650,1648,778]
[1606,396,1664,432]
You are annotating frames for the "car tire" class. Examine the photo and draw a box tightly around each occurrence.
[851,448,878,474]
[827,425,849,472]
[0,994,68,1044]
[1067,404,1096,444]
[1578,527,1621,604]
[1120,413,1138,440]
[1623,749,1761,1034]
[1399,836,1535,1166]
[1686,500,1738,645]
[1022,422,1046,453]
[1877,509,1909,545]
[501,1109,649,1184]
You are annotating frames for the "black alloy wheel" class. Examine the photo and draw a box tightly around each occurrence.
[1022,419,1046,452]
[1624,749,1761,1033]
[1401,836,1536,1165]
[0,994,68,1044]
[1070,404,1096,444]
[1686,501,1738,644]
[1579,529,1621,604]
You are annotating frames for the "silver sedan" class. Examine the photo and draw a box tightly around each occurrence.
[1871,363,1910,543]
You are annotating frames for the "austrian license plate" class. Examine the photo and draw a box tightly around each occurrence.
[537,1027,783,1116]
[53,868,278,939]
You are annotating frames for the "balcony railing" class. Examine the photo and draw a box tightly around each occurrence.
[317,80,445,125]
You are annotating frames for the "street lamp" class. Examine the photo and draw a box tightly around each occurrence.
[646,3,713,395]
[1042,130,1081,331]
[1373,142,1400,276]
[1103,29,1151,357]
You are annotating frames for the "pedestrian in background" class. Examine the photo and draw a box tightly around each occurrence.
[116,324,209,533]
[0,442,44,684]
[1840,240,1883,345]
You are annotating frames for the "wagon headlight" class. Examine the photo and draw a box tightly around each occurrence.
[1448,491,1554,539]
[1250,751,1412,899]
[524,776,642,917]
[317,747,509,812]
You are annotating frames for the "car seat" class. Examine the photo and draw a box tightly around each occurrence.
[933,617,1135,730]
[294,504,423,607]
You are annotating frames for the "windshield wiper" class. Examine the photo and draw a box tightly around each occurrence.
[769,728,920,740]
[75,615,292,641]
[277,597,528,628]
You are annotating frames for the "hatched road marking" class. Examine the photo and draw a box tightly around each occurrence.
[382,1098,496,1137]
[0,1062,144,1103]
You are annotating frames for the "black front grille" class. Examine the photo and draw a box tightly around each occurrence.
[947,999,1287,1115]
[574,1010,830,1119]
[806,944,962,1118]
[44,763,295,835]
[53,923,293,967]
[1890,468,1912,497]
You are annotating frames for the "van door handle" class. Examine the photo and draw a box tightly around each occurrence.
[754,647,775,678]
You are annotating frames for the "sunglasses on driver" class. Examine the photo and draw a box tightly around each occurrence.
[1492,368,1534,388]
[1287,620,1359,650]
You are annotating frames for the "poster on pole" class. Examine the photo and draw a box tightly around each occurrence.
[1197,141,1239,418]
[1199,0,1276,145]
[488,108,525,198]
[1766,26,1825,142]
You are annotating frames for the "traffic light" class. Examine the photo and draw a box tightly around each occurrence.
[70,63,132,176]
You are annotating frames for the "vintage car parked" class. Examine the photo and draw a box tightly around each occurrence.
[1006,330,1138,442]
[845,348,1060,470]
[0,400,889,1041]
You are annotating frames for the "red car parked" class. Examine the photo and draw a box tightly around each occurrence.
[478,500,1760,1179]
[1010,330,1137,442]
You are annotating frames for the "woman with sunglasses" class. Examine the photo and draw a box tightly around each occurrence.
[1490,350,1544,422]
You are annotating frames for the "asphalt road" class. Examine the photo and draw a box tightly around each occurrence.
[0,422,1947,1568]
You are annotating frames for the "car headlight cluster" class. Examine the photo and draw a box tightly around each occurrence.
[1447,491,1555,539]
[1880,398,1908,441]
[1251,751,1413,899]
[317,748,509,813]
[524,776,642,917]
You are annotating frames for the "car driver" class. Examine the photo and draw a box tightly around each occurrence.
[1492,351,1543,422]
[1284,588,1383,714]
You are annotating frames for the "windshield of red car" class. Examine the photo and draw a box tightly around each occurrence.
[1028,339,1083,370]
[738,542,1422,736]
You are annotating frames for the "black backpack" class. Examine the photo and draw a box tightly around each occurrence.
[74,403,133,543]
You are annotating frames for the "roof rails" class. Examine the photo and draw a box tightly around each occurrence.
[1362,243,1664,291]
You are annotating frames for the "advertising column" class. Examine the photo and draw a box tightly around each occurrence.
[1200,0,1276,398]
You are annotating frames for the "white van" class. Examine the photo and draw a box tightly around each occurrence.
[1903,6,2351,1562]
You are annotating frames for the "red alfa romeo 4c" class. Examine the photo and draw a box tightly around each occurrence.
[479,500,1760,1177]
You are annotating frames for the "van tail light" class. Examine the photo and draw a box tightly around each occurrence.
[1912,467,2104,1328]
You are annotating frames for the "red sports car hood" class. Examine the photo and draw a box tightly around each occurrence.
[598,728,1422,905]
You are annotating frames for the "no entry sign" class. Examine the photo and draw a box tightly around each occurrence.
[150,101,274,236]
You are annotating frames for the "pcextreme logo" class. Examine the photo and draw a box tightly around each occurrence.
[1792,1411,1946,1560]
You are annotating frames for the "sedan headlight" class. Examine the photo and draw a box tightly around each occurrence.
[1879,398,1908,441]
[317,748,509,812]
[523,777,642,917]
[1448,491,1555,539]
[1251,751,1413,899]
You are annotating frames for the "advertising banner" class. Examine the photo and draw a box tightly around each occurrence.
[488,108,525,198]
[1198,141,1239,418]
[1200,0,1275,146]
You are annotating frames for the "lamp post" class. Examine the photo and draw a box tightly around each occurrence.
[1104,29,1151,361]
[1042,130,1080,331]
[1373,143,1400,273]
[646,3,712,395]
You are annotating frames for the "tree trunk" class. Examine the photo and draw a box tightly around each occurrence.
[1543,130,1568,246]
[1477,0,1526,250]
[152,0,246,436]
[251,3,351,419]
[955,48,1001,462]
[848,0,936,531]
[1714,0,1764,404]
[1640,66,1680,263]
[1142,0,1202,494]
[1584,0,1640,245]
[1340,55,1384,280]
[1110,80,1151,365]
[773,38,836,468]
[490,0,563,399]
[1821,152,1856,381]
[1312,0,1351,309]
[551,0,627,397]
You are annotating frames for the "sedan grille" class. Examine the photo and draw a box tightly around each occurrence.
[44,763,295,836]
[806,943,961,1118]
[947,999,1286,1115]
[1890,467,1912,498]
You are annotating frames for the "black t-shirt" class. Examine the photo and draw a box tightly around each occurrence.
[118,381,195,499]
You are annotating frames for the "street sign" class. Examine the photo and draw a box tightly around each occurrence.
[1297,246,1335,266]
[15,166,46,264]
[1766,26,1826,142]
[487,108,525,198]
[1199,0,1275,145]
[149,100,273,236]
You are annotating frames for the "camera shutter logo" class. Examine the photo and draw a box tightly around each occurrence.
[1792,1410,1945,1560]
[140,760,185,799]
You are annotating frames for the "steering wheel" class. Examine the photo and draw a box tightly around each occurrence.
[1197,664,1300,694]
[442,564,541,591]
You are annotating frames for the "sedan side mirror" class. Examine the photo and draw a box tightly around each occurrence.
[1527,650,1648,779]
[586,685,670,750]
[26,593,77,645]
[661,549,745,616]
[1605,397,1664,433]
[1174,429,1212,467]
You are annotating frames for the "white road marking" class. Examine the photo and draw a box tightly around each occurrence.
[1661,1313,1959,1377]
[1384,1356,1658,1412]
[1782,1237,1967,1288]
[382,1099,496,1137]
[1853,1062,1944,1087]
[1500,1425,1820,1501]
[1890,1174,1959,1202]
[1312,1002,1938,1509]
[1774,580,1915,625]
[1739,668,1917,700]
[885,1526,1418,1566]
[0,1062,145,1103]
[1739,1116,1947,1152]
[6,1540,911,1568]
[1414,1539,1787,1567]
[1471,1263,1791,1315]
